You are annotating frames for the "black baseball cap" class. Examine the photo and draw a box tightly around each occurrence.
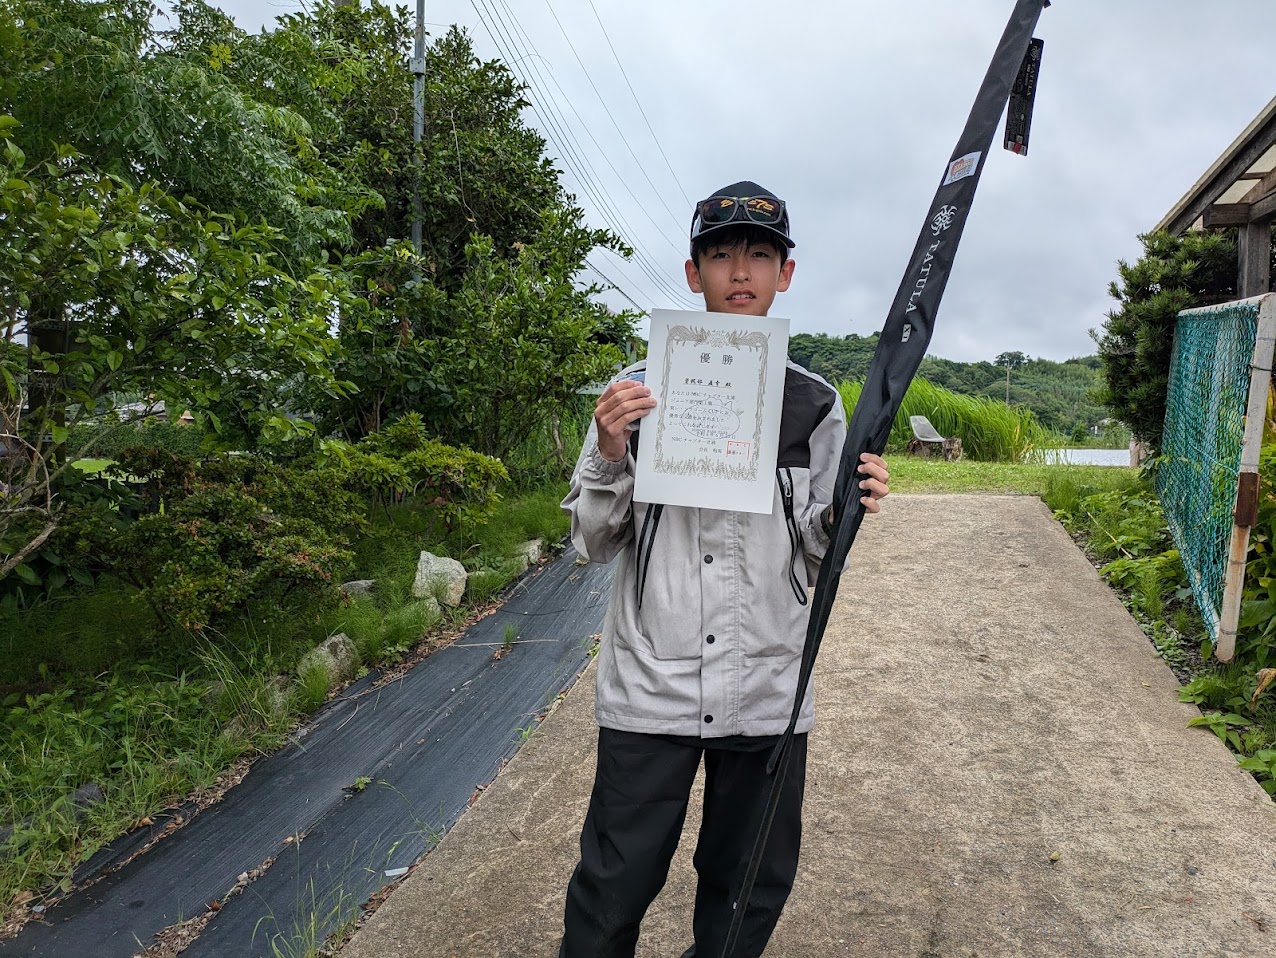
[689,180,795,254]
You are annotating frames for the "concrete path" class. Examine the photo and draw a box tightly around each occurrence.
[342,494,1276,958]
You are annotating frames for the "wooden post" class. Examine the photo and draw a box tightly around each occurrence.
[1217,292,1276,661]
[1238,216,1272,298]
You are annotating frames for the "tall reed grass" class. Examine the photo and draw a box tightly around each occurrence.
[838,377,1051,462]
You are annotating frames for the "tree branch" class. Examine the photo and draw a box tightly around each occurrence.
[0,518,57,581]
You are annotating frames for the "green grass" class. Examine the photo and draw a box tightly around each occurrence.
[886,456,1139,496]
[69,458,115,475]
[0,481,573,916]
[841,376,1054,462]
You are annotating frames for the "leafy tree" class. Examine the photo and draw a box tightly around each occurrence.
[994,350,1028,370]
[0,0,638,587]
[227,4,636,442]
[418,213,630,461]
[1096,230,1238,451]
[221,5,568,284]
[788,334,1111,435]
[0,0,357,261]
[0,125,352,582]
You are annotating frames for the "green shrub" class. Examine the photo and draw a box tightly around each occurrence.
[381,600,441,658]
[54,451,365,633]
[1097,229,1239,452]
[292,660,331,714]
[1067,487,1171,562]
[66,418,206,461]
[465,559,524,605]
[1237,443,1276,667]
[322,413,508,531]
[500,393,594,488]
[329,599,386,666]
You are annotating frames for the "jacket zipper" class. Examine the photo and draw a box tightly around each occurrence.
[634,503,664,610]
[779,468,808,606]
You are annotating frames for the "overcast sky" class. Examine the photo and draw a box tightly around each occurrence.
[213,0,1275,363]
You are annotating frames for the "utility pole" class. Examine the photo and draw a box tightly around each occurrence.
[411,0,426,257]
[334,0,423,256]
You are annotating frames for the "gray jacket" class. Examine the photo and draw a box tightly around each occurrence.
[563,360,846,737]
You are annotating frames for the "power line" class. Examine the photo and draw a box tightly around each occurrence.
[496,0,685,254]
[539,0,686,229]
[583,259,644,312]
[473,0,697,309]
[483,0,695,309]
[474,0,691,308]
[585,0,693,209]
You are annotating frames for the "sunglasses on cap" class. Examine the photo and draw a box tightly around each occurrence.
[693,194,787,230]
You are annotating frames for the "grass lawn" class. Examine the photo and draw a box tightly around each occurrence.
[885,455,1139,496]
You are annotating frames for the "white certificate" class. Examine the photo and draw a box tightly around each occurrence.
[634,309,790,514]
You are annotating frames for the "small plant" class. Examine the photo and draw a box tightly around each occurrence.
[1187,710,1251,751]
[1237,750,1276,795]
[1179,671,1250,712]
[1148,621,1188,669]
[1172,606,1200,641]
[503,623,518,648]
[351,776,372,792]
[293,661,331,715]
[380,600,439,659]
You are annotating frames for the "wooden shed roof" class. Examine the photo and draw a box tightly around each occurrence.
[1155,96,1276,236]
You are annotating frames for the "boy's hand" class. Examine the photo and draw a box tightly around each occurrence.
[594,380,657,462]
[857,452,890,514]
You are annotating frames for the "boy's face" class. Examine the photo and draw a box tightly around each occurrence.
[685,242,795,317]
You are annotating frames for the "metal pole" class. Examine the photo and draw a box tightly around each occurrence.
[411,0,426,256]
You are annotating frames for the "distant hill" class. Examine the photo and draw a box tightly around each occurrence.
[788,332,1112,437]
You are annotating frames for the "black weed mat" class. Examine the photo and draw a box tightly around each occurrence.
[1,546,615,958]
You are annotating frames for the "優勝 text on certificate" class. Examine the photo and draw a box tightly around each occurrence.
[634,309,789,514]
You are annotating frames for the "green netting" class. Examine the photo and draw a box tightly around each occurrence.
[1159,301,1259,645]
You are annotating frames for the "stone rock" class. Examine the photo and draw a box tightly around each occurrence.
[518,539,544,566]
[341,579,376,598]
[298,632,357,685]
[413,551,467,606]
[201,679,227,709]
[266,675,292,717]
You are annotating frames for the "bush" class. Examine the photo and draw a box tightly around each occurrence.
[66,418,206,461]
[1096,230,1239,453]
[57,450,365,632]
[322,413,508,531]
[1237,444,1276,667]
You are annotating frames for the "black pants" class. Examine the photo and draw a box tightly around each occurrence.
[559,727,808,958]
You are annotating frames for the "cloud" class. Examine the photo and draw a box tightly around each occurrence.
[215,0,1275,361]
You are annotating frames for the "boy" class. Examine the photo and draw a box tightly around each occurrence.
[559,181,890,958]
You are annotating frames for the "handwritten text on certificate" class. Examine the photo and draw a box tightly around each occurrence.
[634,309,790,514]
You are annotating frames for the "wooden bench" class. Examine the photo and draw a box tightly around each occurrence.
[906,415,963,460]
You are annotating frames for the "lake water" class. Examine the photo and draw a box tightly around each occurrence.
[1040,448,1133,467]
